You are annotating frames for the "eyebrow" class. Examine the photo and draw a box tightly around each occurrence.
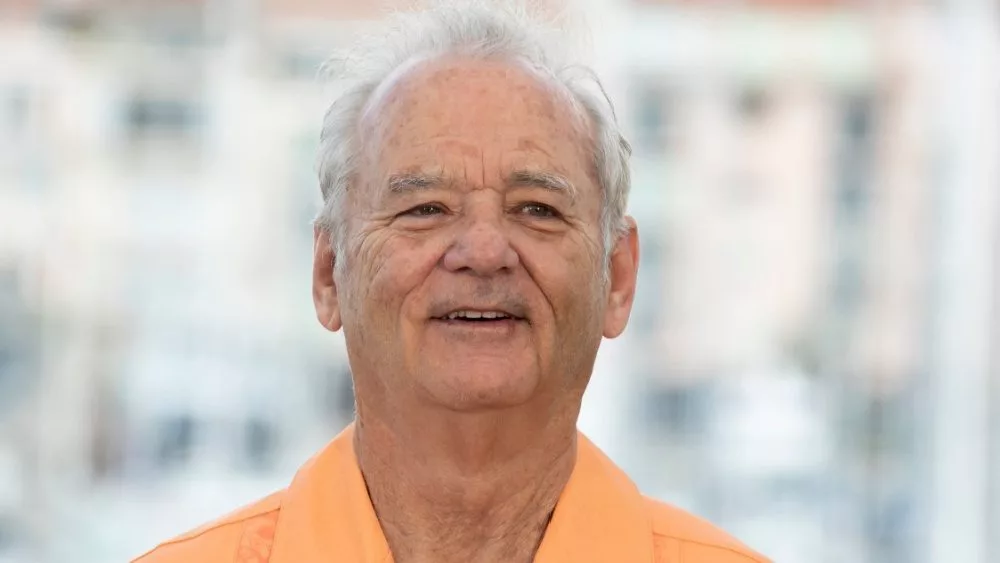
[387,172,445,194]
[506,169,577,201]
[384,168,577,200]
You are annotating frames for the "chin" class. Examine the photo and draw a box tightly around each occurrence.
[421,367,541,411]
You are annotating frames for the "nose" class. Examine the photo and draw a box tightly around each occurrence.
[442,209,520,276]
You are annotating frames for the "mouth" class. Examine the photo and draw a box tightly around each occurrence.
[432,309,527,324]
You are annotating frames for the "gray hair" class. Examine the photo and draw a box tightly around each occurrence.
[314,1,632,265]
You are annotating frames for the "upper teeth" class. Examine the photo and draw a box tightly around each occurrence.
[446,310,510,320]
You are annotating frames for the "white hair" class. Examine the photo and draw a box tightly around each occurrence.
[314,0,632,266]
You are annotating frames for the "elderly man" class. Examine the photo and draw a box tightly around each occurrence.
[135,3,767,563]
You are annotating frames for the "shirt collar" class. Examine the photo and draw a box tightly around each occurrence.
[269,424,655,563]
[534,432,655,563]
[269,424,391,563]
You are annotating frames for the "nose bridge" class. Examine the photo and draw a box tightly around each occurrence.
[465,194,505,237]
[443,193,518,274]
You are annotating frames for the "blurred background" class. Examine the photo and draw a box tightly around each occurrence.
[1,0,999,561]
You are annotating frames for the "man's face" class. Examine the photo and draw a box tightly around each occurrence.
[313,58,638,412]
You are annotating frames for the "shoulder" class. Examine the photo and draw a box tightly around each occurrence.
[131,490,284,563]
[644,496,770,563]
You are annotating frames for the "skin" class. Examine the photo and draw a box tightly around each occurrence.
[312,56,640,563]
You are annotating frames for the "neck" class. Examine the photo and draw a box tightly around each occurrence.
[353,402,579,563]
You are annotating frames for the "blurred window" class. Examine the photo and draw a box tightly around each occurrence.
[125,96,201,140]
[645,380,708,440]
[737,87,771,122]
[156,413,197,467]
[42,5,99,36]
[0,86,28,140]
[279,49,327,81]
[0,85,36,184]
[330,365,356,421]
[832,92,874,311]
[118,3,206,46]
[243,418,276,471]
[308,360,355,424]
[631,234,665,332]
[0,267,36,415]
[838,92,873,213]
[293,132,321,231]
[633,84,673,155]
[5,98,50,195]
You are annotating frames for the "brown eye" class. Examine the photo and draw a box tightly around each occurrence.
[518,203,558,218]
[404,204,445,217]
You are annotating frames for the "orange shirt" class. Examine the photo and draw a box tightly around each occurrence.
[133,424,769,563]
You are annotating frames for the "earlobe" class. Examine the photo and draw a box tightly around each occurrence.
[602,217,640,339]
[312,227,343,332]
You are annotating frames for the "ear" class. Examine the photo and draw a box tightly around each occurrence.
[602,216,639,339]
[312,227,342,332]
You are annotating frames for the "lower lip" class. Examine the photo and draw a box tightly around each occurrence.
[430,318,525,336]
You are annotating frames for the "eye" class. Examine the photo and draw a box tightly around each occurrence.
[517,202,559,218]
[403,203,446,217]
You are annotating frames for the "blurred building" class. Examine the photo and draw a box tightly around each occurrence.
[0,1,360,558]
[0,0,998,562]
[584,1,991,562]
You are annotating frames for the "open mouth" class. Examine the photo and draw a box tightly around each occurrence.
[434,310,525,323]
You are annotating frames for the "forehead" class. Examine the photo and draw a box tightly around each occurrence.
[361,57,594,180]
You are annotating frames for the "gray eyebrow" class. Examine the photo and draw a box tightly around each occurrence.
[385,169,576,200]
[387,172,445,194]
[506,169,577,201]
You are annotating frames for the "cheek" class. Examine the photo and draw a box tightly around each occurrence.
[559,258,604,324]
[351,233,440,319]
[515,231,605,321]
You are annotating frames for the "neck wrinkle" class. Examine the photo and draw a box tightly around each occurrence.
[353,409,579,563]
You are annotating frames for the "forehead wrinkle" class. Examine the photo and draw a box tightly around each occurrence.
[365,57,597,204]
